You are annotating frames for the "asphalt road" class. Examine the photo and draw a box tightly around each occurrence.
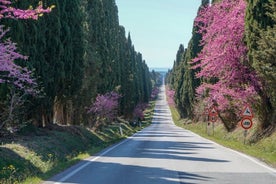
[44,84,276,184]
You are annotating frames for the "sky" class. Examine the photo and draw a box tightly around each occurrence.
[115,0,202,69]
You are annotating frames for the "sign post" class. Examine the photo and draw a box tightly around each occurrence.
[208,105,218,136]
[243,130,248,144]
[241,105,254,144]
[204,107,209,134]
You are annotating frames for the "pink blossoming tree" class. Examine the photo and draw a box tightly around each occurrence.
[87,91,121,128]
[166,87,175,107]
[0,0,51,91]
[133,103,148,120]
[193,0,261,130]
[0,0,51,130]
[0,0,52,19]
[150,87,159,100]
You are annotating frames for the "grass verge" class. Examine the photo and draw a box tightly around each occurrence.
[170,106,276,169]
[0,101,155,184]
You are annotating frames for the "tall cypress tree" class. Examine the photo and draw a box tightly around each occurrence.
[82,0,153,120]
[1,0,154,128]
[245,0,276,129]
[172,45,186,117]
[172,44,185,90]
[2,0,85,126]
[121,34,137,115]
[2,0,62,126]
[168,1,207,119]
[52,0,85,125]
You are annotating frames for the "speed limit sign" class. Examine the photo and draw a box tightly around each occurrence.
[241,118,253,130]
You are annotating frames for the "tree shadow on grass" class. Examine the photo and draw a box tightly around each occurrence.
[0,147,42,182]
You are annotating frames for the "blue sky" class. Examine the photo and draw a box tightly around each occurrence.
[115,0,202,69]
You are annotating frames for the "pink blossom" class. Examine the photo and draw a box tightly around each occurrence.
[166,87,175,107]
[0,1,51,94]
[193,0,260,114]
[0,26,37,91]
[151,87,159,99]
[133,103,148,120]
[87,92,121,122]
[0,1,52,20]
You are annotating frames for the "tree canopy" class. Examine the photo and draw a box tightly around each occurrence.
[167,0,276,132]
[0,0,157,132]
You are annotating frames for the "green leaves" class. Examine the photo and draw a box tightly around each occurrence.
[0,0,154,129]
[245,0,276,128]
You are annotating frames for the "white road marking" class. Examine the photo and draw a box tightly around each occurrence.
[182,127,276,175]
[54,132,139,184]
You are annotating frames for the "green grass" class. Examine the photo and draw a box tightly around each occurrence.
[0,127,106,184]
[0,101,155,184]
[170,106,276,169]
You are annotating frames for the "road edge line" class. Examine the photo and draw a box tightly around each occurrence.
[53,130,142,184]
[183,127,276,175]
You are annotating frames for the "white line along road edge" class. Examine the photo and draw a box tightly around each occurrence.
[53,131,141,184]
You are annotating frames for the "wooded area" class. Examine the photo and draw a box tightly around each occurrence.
[0,0,275,183]
[166,0,276,139]
[0,0,161,133]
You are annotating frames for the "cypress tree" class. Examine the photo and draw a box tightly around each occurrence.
[2,0,61,126]
[245,0,276,129]
[1,0,154,128]
[168,1,207,119]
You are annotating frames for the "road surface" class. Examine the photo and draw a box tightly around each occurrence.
[44,84,276,184]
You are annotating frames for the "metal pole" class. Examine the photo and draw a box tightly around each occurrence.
[212,122,215,136]
[243,130,248,144]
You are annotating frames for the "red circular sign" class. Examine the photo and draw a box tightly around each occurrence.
[241,118,253,129]
[210,115,218,123]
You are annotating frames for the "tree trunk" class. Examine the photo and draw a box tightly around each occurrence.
[53,96,64,125]
[53,97,74,125]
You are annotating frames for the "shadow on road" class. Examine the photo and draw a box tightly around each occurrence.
[44,84,276,184]
[47,160,213,184]
[100,138,228,163]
